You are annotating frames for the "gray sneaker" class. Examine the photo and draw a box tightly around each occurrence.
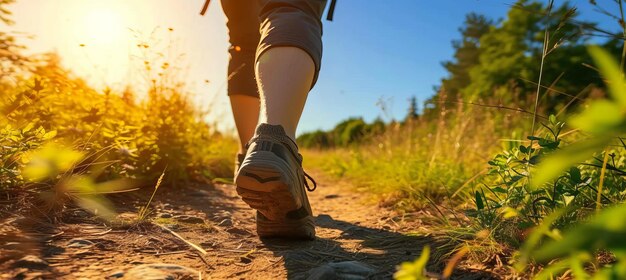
[234,153,245,178]
[235,124,316,240]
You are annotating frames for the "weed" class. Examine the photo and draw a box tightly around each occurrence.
[138,167,166,221]
[1,18,235,221]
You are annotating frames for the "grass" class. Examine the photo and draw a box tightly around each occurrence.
[138,167,166,221]
[3,0,626,278]
[304,1,626,278]
[303,82,626,279]
[303,98,532,211]
[1,34,237,222]
[304,59,626,280]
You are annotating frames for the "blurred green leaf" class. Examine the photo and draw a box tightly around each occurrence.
[570,253,592,280]
[394,246,430,280]
[64,176,139,195]
[532,204,626,263]
[569,100,624,134]
[589,46,626,109]
[517,208,566,271]
[532,47,626,188]
[532,259,569,280]
[91,178,140,194]
[21,143,84,182]
[64,175,96,193]
[532,136,612,188]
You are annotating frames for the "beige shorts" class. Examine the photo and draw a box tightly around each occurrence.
[220,0,327,97]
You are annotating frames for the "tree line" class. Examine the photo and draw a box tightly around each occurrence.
[298,0,624,149]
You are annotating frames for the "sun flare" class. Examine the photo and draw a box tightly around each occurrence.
[61,3,135,89]
[79,7,126,46]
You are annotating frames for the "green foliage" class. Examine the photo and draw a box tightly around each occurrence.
[335,118,367,146]
[517,204,626,279]
[394,246,430,280]
[306,145,471,208]
[427,0,622,117]
[533,204,626,264]
[473,115,626,252]
[297,117,386,149]
[1,121,56,187]
[469,115,601,244]
[406,96,420,121]
[310,1,626,278]
[304,98,524,210]
[440,13,493,101]
[297,130,331,149]
[1,56,234,190]
[506,46,626,279]
[533,47,626,188]
[0,4,235,219]
[462,42,626,277]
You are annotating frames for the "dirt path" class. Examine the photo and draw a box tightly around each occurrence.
[1,172,497,279]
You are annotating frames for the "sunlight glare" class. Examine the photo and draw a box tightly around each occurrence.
[79,7,126,46]
[63,2,134,90]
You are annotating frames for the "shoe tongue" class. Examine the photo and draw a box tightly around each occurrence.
[255,123,287,137]
[254,123,300,152]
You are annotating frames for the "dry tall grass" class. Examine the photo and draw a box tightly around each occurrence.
[303,93,534,211]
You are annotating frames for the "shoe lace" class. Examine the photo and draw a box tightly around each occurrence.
[303,171,317,192]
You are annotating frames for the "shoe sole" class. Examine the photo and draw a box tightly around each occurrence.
[235,151,302,221]
[256,212,315,240]
[235,151,315,240]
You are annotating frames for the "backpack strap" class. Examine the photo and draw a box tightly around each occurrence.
[200,0,336,21]
[200,0,210,15]
[326,0,337,21]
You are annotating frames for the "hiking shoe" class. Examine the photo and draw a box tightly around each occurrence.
[234,153,245,178]
[235,123,316,240]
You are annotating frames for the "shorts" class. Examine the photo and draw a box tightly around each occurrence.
[220,0,327,97]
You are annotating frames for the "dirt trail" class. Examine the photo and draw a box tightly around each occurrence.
[1,172,496,279]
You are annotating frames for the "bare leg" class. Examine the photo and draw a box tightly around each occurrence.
[256,47,315,140]
[229,95,260,153]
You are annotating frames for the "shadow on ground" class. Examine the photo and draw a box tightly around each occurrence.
[1,181,500,279]
[259,215,498,280]
[177,182,500,279]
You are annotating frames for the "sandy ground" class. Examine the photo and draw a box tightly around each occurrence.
[0,172,500,279]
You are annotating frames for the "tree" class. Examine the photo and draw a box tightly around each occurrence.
[297,130,331,149]
[368,117,386,135]
[465,0,596,106]
[331,117,367,146]
[406,96,419,121]
[441,13,493,101]
[464,0,544,100]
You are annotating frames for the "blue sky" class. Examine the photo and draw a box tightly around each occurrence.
[10,0,620,135]
[302,0,619,133]
[305,1,512,131]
